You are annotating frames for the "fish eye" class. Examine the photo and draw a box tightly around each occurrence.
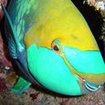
[51,40,62,54]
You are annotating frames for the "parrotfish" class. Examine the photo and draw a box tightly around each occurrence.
[2,0,105,96]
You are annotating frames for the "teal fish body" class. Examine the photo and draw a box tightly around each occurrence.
[3,0,105,96]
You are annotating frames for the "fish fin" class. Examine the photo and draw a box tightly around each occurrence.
[9,77,31,94]
[2,4,38,85]
[2,3,24,59]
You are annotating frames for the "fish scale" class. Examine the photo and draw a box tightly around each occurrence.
[7,0,39,46]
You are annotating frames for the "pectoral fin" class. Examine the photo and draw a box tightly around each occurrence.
[2,4,38,85]
[9,77,31,94]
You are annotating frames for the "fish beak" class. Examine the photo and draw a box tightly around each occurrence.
[76,74,102,92]
[63,46,105,86]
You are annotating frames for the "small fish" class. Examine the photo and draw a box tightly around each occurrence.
[2,0,105,96]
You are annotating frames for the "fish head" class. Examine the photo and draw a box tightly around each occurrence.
[24,1,105,96]
[25,25,105,95]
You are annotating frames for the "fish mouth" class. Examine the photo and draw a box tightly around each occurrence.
[84,80,101,92]
[76,74,102,92]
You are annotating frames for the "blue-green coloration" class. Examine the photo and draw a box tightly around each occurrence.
[27,44,81,95]
[64,47,105,74]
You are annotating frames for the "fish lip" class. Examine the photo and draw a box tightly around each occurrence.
[75,74,102,92]
[84,80,101,92]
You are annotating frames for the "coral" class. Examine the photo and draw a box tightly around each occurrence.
[0,77,9,91]
[0,0,7,22]
[86,0,105,10]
